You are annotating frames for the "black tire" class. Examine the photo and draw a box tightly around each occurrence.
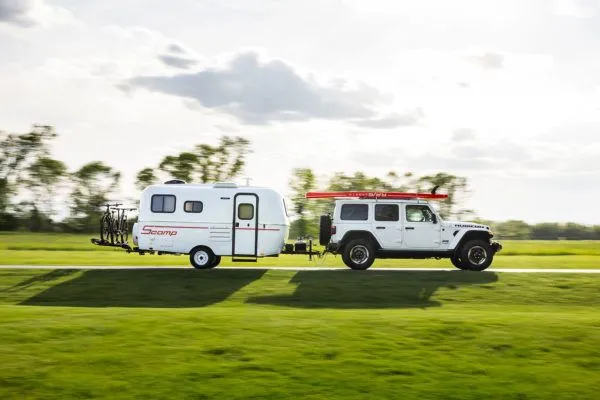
[450,255,469,270]
[189,246,217,269]
[213,256,222,267]
[120,219,129,244]
[319,215,332,246]
[459,240,494,271]
[100,214,113,244]
[342,238,375,270]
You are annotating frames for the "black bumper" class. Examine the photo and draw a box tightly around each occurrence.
[491,242,503,253]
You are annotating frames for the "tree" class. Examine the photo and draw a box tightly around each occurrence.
[69,162,121,232]
[25,157,68,220]
[414,173,473,220]
[135,167,159,191]
[495,220,531,240]
[159,136,251,183]
[0,124,57,229]
[288,168,317,238]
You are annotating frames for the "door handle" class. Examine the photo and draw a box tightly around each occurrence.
[405,227,415,230]
[376,226,386,229]
[235,222,240,227]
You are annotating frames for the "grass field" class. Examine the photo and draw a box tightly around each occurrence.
[1,232,600,269]
[1,268,600,399]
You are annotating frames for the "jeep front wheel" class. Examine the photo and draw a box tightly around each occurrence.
[342,239,375,270]
[450,255,469,270]
[459,240,493,271]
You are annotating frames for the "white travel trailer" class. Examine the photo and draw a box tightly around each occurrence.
[131,182,290,268]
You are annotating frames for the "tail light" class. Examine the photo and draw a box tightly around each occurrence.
[331,225,337,235]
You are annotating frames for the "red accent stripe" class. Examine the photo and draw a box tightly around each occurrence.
[236,228,281,231]
[142,225,208,229]
[305,191,449,200]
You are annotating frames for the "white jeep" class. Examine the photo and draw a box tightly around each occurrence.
[319,198,502,271]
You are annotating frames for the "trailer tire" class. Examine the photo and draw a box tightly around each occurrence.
[213,256,222,267]
[459,240,493,271]
[189,246,217,269]
[342,238,375,270]
[319,215,332,246]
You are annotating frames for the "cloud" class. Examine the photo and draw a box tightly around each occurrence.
[467,52,504,70]
[451,128,477,142]
[0,0,74,27]
[126,51,389,125]
[554,0,596,18]
[352,109,424,129]
[158,55,197,69]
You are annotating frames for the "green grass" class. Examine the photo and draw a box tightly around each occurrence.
[1,268,600,399]
[1,232,600,268]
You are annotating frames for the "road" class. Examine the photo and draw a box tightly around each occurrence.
[1,265,600,273]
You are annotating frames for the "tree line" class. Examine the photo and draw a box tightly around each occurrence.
[1,125,599,240]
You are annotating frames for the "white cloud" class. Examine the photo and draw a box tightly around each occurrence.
[554,0,597,18]
[0,0,75,28]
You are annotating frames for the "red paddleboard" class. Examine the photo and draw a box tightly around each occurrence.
[305,191,449,200]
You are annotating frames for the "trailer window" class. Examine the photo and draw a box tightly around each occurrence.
[184,201,203,213]
[340,204,368,221]
[375,204,399,221]
[151,194,176,213]
[238,203,254,220]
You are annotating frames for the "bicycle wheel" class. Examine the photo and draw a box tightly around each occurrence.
[100,214,113,244]
[120,217,129,244]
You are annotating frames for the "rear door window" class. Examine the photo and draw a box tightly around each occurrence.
[340,204,369,221]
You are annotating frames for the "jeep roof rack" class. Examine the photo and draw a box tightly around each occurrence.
[305,191,449,200]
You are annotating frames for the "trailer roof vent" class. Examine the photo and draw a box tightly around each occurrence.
[213,182,238,188]
[164,179,186,184]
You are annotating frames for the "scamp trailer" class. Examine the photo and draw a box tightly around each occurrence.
[132,183,289,268]
[129,181,291,268]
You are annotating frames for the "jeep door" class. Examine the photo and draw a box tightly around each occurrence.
[371,203,403,249]
[402,204,441,249]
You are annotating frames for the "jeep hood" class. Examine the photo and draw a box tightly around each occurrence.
[442,221,490,230]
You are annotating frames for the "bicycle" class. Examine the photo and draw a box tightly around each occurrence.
[100,204,136,244]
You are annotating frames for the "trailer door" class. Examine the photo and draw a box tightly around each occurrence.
[232,193,259,257]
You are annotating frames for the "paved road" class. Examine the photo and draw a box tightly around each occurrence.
[1,265,600,273]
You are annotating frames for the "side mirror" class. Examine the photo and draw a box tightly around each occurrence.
[432,214,438,224]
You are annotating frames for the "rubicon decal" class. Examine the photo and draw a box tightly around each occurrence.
[141,226,178,236]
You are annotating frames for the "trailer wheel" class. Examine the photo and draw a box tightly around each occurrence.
[342,239,375,270]
[213,256,222,267]
[319,215,332,246]
[459,240,493,271]
[189,246,217,269]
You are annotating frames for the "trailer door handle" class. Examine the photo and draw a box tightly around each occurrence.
[376,226,386,229]
[405,227,415,230]
[235,222,240,227]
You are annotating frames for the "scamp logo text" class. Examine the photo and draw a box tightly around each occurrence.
[141,226,178,236]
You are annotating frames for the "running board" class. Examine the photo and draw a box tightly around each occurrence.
[232,256,258,263]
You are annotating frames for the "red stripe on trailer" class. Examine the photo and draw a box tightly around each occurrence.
[305,191,449,200]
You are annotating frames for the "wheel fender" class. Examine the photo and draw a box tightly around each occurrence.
[340,231,381,250]
[451,230,492,254]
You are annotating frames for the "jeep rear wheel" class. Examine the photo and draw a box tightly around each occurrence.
[342,239,375,270]
[459,240,493,271]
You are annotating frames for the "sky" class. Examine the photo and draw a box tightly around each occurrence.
[1,0,600,224]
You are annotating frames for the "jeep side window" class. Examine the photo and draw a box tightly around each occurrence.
[406,205,435,223]
[375,204,399,221]
[340,204,368,221]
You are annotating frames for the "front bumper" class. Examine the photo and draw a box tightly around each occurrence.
[491,241,503,253]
